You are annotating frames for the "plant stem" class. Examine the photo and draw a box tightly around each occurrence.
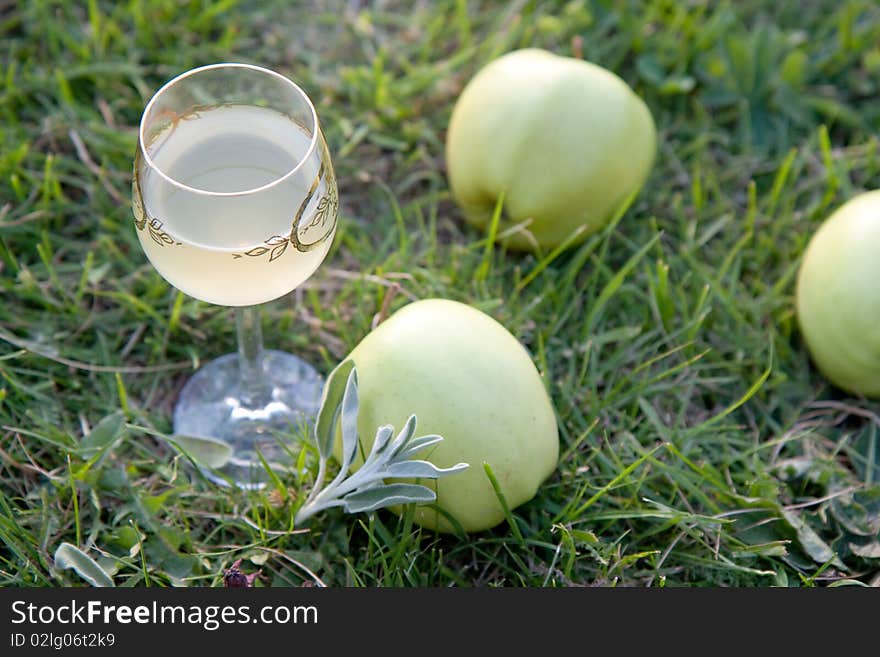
[235,305,270,408]
[303,456,328,507]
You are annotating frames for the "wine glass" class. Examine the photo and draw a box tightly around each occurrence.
[132,63,339,489]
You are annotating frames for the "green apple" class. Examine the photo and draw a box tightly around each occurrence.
[445,48,656,252]
[337,298,559,533]
[796,190,880,398]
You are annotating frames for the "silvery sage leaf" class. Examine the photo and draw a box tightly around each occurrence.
[294,365,470,526]
[54,543,115,588]
[386,414,418,459]
[395,434,444,462]
[314,359,355,459]
[342,483,437,514]
[364,425,395,465]
[338,367,360,473]
[383,460,469,479]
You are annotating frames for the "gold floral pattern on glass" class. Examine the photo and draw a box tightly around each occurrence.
[234,162,338,260]
[133,135,337,261]
[133,171,180,247]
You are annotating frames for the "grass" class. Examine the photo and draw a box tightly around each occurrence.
[2,0,880,587]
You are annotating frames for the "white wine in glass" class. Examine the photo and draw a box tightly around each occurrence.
[133,64,339,488]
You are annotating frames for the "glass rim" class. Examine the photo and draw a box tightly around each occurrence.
[137,62,320,197]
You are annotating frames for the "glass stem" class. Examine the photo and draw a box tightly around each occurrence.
[236,306,270,408]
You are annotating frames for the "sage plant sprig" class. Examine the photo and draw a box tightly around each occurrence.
[294,360,468,525]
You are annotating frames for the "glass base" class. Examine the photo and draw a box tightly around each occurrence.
[173,350,323,490]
